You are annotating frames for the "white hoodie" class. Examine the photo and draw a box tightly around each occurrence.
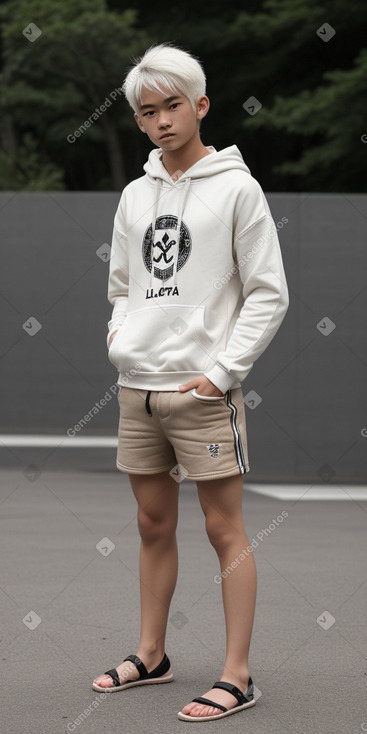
[107,144,289,393]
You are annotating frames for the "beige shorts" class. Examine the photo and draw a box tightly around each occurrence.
[116,386,250,481]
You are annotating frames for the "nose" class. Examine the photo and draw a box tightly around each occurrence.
[157,110,172,128]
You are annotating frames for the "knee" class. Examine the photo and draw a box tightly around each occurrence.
[205,515,234,553]
[137,509,177,544]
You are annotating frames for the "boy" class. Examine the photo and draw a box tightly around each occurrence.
[92,42,289,722]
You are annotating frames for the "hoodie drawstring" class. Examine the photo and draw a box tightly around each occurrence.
[172,177,191,286]
[149,178,161,290]
[149,176,191,289]
[145,390,152,416]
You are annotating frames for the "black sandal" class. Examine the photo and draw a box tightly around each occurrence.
[177,676,255,721]
[92,652,173,692]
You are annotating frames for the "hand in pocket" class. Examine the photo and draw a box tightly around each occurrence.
[179,375,225,398]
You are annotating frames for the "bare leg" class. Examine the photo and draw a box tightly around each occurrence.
[93,470,179,687]
[181,473,257,717]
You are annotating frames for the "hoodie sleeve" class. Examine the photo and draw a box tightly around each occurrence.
[106,194,129,349]
[203,208,289,394]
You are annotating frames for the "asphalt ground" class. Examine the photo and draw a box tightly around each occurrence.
[1,468,366,734]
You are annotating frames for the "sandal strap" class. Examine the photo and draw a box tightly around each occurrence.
[123,654,148,679]
[145,652,170,679]
[191,696,227,713]
[104,668,121,687]
[123,652,171,680]
[212,677,254,704]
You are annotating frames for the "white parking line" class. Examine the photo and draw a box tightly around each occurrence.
[246,484,367,500]
[0,435,118,447]
[0,437,365,500]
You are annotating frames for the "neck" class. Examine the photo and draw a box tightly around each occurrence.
[161,135,211,178]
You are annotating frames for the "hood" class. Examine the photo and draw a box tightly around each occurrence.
[143,145,251,289]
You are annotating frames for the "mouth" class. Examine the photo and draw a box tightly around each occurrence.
[160,133,175,139]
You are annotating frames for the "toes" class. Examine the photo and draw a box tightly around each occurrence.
[181,703,196,714]
[182,703,221,717]
[194,705,220,717]
[199,705,221,717]
[94,675,113,688]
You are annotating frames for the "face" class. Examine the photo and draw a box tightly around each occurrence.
[134,86,209,150]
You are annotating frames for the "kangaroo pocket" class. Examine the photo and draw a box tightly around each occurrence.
[108,304,213,375]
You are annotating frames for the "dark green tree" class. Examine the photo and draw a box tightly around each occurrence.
[0,0,152,190]
[234,0,367,191]
[1,0,366,191]
[137,0,367,191]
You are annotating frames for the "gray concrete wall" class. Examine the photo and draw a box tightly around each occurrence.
[1,191,366,481]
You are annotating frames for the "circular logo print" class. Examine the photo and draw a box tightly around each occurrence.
[142,215,191,281]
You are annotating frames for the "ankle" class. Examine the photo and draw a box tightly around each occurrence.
[221,665,250,689]
[136,644,165,664]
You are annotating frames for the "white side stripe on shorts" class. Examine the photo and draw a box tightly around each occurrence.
[225,391,246,474]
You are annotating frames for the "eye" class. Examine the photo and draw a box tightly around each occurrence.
[142,102,180,117]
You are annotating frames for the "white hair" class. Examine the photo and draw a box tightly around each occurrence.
[122,42,206,114]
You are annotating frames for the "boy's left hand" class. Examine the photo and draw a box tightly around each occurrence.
[178,376,224,398]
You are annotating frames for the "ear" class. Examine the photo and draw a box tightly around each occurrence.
[134,112,146,134]
[196,95,210,121]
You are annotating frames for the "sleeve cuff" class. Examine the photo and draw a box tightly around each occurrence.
[204,363,239,394]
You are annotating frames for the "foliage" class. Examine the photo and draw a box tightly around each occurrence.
[0,0,366,191]
[0,133,64,189]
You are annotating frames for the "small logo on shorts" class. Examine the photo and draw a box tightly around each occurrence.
[206,444,222,458]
